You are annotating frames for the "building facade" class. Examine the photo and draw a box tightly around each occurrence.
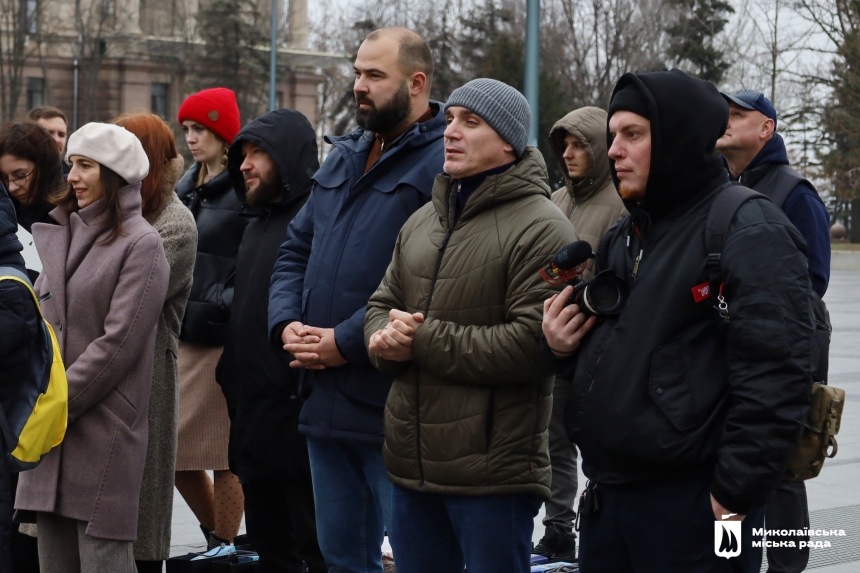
[2,0,341,130]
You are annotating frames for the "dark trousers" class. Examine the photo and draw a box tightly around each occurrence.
[544,377,578,535]
[5,465,39,573]
[578,477,765,573]
[765,480,809,573]
[1,456,11,573]
[242,477,327,573]
[390,484,542,573]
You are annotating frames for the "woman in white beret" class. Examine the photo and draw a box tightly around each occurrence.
[15,122,170,572]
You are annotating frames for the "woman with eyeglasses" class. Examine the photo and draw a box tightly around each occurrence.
[0,122,67,285]
[0,122,65,232]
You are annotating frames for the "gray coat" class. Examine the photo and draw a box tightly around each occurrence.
[135,160,197,559]
[16,184,169,541]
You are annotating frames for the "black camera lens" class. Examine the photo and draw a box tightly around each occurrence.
[572,271,629,316]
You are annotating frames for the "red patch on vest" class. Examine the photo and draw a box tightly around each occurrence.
[692,282,710,303]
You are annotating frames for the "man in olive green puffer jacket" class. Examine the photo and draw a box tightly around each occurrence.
[364,78,577,573]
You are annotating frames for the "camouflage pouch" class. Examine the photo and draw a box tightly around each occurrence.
[785,383,845,481]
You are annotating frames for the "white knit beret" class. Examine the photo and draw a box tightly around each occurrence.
[65,123,150,185]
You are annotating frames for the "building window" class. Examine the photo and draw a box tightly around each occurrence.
[26,78,44,110]
[151,83,169,118]
[19,0,37,34]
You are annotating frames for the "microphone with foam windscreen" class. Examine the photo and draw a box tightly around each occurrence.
[539,240,595,285]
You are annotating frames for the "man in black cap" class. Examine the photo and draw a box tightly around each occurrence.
[716,89,830,300]
[716,89,830,573]
[541,69,814,572]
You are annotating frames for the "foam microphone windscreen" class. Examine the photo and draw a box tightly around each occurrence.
[552,240,595,270]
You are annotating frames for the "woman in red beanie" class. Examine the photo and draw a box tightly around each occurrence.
[174,87,248,548]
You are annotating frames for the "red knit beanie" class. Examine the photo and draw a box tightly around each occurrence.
[178,87,241,144]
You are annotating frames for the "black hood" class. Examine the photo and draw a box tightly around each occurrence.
[228,109,319,209]
[0,183,25,273]
[608,69,729,223]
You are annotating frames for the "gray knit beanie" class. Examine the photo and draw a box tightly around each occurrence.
[445,79,531,158]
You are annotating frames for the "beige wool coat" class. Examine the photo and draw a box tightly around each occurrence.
[16,184,169,541]
[549,107,627,280]
[135,160,197,560]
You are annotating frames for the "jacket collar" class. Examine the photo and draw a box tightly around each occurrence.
[725,133,789,188]
[35,183,143,325]
[324,101,446,173]
[432,147,552,229]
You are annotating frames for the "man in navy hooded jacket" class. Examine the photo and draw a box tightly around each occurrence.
[716,89,831,573]
[268,27,445,573]
[0,181,40,573]
[716,89,830,298]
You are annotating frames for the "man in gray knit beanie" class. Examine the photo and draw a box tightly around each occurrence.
[364,76,577,573]
[444,78,531,158]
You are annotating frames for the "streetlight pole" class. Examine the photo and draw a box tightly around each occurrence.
[268,0,277,112]
[524,0,540,147]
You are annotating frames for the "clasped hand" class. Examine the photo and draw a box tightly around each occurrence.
[282,322,347,370]
[368,309,425,362]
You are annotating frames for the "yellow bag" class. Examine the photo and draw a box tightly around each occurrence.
[0,267,67,471]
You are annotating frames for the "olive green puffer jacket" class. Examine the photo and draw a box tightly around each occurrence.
[364,148,577,498]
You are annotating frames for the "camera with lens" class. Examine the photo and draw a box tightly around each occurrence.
[539,240,629,317]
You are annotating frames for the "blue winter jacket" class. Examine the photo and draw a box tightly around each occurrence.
[268,102,446,441]
[725,134,831,297]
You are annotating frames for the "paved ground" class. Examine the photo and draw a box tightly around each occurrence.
[169,270,860,570]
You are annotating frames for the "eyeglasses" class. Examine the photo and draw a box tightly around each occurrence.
[0,169,34,187]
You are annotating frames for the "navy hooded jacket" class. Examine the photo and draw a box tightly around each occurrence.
[725,134,830,297]
[268,102,446,441]
[0,182,39,451]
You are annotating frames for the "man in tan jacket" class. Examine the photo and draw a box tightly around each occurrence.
[364,79,576,573]
[534,107,626,560]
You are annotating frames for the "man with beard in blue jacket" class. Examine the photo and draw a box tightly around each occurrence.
[268,27,445,573]
[0,181,40,573]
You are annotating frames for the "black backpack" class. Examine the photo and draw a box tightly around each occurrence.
[705,184,842,480]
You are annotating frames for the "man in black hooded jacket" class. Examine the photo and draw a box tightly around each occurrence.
[0,181,40,573]
[216,109,326,573]
[542,69,814,572]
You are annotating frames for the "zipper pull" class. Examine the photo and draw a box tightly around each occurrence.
[632,249,644,278]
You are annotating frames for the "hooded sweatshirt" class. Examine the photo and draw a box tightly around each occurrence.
[549,107,626,280]
[564,70,814,514]
[216,109,318,482]
[724,133,830,297]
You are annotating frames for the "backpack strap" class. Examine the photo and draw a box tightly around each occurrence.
[0,266,43,318]
[705,185,767,307]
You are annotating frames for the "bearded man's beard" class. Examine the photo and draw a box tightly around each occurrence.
[355,81,412,134]
[245,176,282,207]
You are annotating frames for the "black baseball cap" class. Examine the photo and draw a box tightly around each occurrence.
[720,89,777,129]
